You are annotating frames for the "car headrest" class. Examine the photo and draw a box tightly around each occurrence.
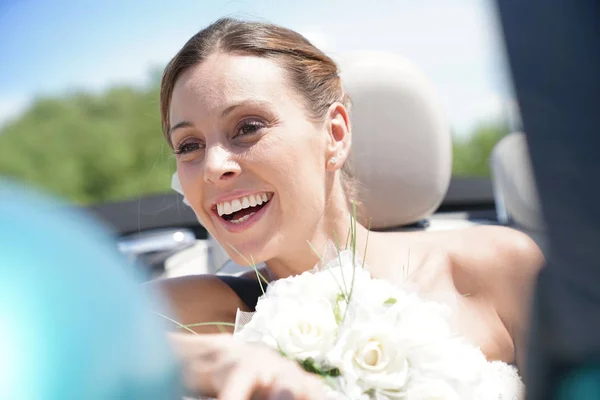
[490,132,544,232]
[171,52,452,230]
[338,52,452,229]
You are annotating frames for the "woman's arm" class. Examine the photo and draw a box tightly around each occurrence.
[148,275,249,334]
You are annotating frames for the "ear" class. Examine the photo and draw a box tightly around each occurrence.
[325,102,352,171]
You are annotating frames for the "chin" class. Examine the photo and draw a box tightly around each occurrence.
[225,243,270,267]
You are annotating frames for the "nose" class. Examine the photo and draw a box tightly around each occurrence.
[203,144,241,185]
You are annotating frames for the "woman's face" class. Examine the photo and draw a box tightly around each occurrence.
[169,53,343,265]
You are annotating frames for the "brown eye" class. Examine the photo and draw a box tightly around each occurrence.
[174,140,204,155]
[236,120,265,137]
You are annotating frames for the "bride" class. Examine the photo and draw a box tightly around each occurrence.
[155,17,544,399]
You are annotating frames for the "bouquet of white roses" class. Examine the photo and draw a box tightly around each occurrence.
[233,243,524,400]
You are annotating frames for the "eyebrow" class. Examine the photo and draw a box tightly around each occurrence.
[221,99,272,118]
[169,100,273,136]
[168,120,194,137]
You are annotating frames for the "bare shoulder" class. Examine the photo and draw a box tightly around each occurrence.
[445,225,545,282]
[442,226,545,363]
[384,226,544,366]
[148,274,250,334]
[382,225,544,284]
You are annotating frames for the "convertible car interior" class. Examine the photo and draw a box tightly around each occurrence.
[92,51,545,281]
[3,3,594,398]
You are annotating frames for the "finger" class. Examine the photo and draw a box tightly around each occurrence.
[268,377,327,400]
[169,334,237,397]
[268,388,295,400]
[260,363,324,400]
[218,367,270,400]
[294,373,329,400]
[179,353,231,397]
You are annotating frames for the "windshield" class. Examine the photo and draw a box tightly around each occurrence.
[0,0,518,205]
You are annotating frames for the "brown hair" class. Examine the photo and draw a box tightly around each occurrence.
[160,18,360,206]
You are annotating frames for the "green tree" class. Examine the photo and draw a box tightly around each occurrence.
[0,76,175,204]
[452,121,509,177]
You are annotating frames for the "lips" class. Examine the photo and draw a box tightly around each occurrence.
[216,192,271,220]
[211,191,274,232]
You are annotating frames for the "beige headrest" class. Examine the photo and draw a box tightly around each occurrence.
[171,52,452,230]
[490,132,544,231]
[338,52,452,229]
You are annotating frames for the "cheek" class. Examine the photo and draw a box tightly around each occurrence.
[177,162,198,195]
[248,130,324,185]
[176,162,209,217]
[252,129,326,207]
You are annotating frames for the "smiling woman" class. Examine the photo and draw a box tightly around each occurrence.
[154,17,545,399]
[160,18,358,270]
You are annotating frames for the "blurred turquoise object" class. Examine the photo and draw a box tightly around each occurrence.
[0,181,182,400]
[556,364,600,400]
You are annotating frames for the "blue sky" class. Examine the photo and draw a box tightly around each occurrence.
[0,0,518,135]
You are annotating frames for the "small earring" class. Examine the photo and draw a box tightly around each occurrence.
[328,156,337,165]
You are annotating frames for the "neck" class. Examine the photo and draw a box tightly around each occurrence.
[265,203,372,280]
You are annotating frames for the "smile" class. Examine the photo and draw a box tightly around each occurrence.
[213,192,274,230]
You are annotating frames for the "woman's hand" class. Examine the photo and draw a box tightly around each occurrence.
[168,333,328,400]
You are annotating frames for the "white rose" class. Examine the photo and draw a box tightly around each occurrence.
[237,295,339,361]
[264,264,364,304]
[263,269,326,299]
[262,260,372,323]
[327,312,411,398]
[388,300,486,385]
[321,264,372,297]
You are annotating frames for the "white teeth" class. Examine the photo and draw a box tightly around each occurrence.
[216,192,272,217]
[230,212,256,224]
[231,198,242,213]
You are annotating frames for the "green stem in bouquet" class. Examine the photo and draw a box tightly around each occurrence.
[154,312,236,334]
[401,248,423,289]
[351,202,358,267]
[344,220,352,250]
[154,311,198,335]
[183,321,235,333]
[333,230,350,298]
[306,239,325,265]
[307,239,347,300]
[249,254,266,294]
[227,244,269,294]
[345,203,363,301]
[348,204,358,298]
[183,322,237,329]
[299,358,341,378]
[362,217,372,270]
[279,347,341,380]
